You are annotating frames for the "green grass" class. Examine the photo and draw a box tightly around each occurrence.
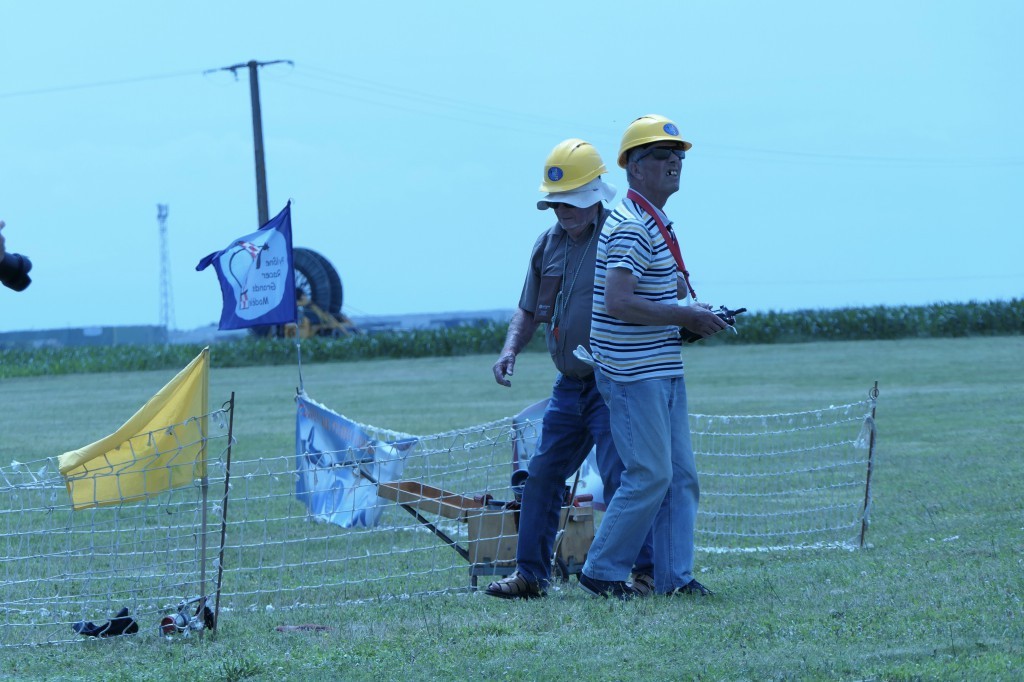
[1,337,1022,680]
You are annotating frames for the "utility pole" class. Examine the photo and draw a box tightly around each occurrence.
[157,204,175,331]
[206,59,293,227]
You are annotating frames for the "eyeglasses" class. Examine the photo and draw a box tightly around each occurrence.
[549,201,591,210]
[634,146,686,163]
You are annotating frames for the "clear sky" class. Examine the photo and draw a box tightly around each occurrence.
[1,0,1021,333]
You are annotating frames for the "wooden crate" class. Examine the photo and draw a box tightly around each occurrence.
[465,505,594,567]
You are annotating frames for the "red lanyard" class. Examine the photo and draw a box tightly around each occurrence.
[625,189,697,300]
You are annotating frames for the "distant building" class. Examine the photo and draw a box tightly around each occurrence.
[0,325,168,349]
[349,309,514,334]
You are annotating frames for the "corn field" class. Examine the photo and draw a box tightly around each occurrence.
[1,299,1020,379]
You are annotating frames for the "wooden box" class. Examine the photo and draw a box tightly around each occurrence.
[465,508,520,565]
[555,506,594,566]
[465,505,595,567]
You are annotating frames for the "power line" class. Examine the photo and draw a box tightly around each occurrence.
[700,273,1024,286]
[273,65,608,140]
[702,144,1024,167]
[0,70,201,99]
[3,63,1022,167]
[275,78,577,140]
[295,64,610,137]
[285,65,1024,167]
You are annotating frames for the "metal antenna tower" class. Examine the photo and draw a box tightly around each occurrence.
[157,204,176,331]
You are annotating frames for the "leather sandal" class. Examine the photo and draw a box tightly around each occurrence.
[484,571,546,600]
[628,572,656,597]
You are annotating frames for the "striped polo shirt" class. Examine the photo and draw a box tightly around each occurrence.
[590,193,684,382]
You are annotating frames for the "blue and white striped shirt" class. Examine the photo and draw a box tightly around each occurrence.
[590,193,684,382]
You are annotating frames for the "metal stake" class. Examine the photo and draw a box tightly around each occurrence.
[859,381,879,548]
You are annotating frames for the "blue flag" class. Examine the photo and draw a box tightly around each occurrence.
[296,394,416,528]
[196,203,297,330]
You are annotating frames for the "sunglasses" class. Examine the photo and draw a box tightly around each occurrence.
[635,146,686,162]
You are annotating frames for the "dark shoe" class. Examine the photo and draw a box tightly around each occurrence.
[665,579,714,597]
[578,572,637,600]
[628,572,656,598]
[72,607,139,637]
[485,571,545,600]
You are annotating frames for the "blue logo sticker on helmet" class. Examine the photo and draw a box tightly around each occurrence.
[663,123,679,136]
[547,167,564,182]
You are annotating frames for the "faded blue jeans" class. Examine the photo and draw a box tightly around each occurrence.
[516,373,654,587]
[583,368,699,593]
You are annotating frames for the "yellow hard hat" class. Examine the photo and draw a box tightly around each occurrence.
[539,138,608,193]
[617,114,692,168]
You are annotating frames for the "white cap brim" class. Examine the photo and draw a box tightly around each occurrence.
[537,177,617,210]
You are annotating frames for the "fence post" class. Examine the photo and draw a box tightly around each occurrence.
[859,381,879,548]
[213,393,236,633]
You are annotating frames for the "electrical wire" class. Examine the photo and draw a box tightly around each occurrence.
[294,64,611,137]
[3,63,1022,167]
[0,70,202,99]
[700,273,1024,286]
[286,66,1024,168]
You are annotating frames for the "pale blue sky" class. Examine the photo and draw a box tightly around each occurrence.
[2,0,1021,332]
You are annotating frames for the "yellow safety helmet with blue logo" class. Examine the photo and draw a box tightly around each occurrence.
[539,139,608,193]
[617,114,692,168]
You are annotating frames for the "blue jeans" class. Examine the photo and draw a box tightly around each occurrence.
[516,374,654,586]
[583,369,699,593]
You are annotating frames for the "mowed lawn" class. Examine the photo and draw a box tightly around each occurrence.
[0,336,1021,681]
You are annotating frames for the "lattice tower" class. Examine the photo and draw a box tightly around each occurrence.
[157,204,175,331]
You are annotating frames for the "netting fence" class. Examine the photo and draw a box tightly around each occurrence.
[0,407,230,648]
[1,388,878,648]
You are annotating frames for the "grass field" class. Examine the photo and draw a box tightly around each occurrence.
[0,336,1022,681]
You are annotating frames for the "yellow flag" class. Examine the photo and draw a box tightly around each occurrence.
[58,348,210,510]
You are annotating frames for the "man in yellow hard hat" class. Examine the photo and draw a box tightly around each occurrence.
[577,115,727,599]
[486,139,655,599]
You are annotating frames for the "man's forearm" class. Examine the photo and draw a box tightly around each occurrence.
[502,308,541,355]
[605,268,724,334]
[607,293,690,327]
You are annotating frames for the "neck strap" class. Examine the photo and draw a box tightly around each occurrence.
[626,189,697,300]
